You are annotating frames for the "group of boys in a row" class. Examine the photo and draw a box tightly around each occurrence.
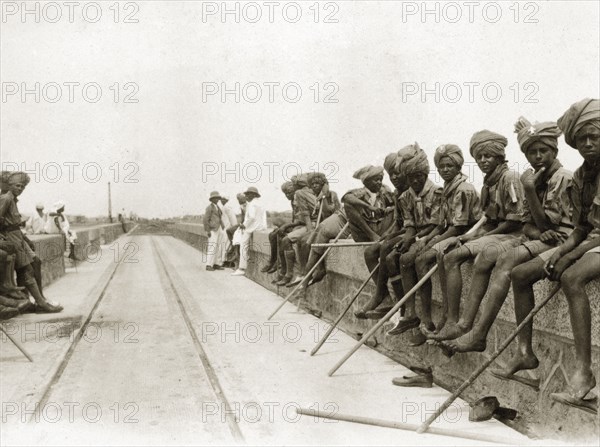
[262,98,599,412]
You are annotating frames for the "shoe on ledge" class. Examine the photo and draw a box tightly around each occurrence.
[35,299,63,313]
[231,269,246,276]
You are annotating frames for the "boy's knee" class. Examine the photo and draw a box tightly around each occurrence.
[399,252,416,269]
[511,264,530,285]
[444,249,461,267]
[561,268,582,293]
[364,243,380,260]
[385,251,399,274]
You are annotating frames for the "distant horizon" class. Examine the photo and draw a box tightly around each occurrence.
[3,1,599,218]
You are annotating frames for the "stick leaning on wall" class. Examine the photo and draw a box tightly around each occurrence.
[327,216,487,376]
[268,222,350,320]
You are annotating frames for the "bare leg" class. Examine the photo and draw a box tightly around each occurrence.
[261,229,278,271]
[429,246,471,340]
[360,237,403,312]
[415,249,438,327]
[560,253,600,399]
[493,257,547,375]
[399,249,416,319]
[448,247,533,353]
[16,264,62,313]
[435,250,449,331]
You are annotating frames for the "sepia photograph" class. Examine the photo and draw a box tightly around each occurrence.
[1,1,599,445]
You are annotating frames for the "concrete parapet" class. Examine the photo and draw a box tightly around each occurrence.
[172,223,600,441]
[27,223,133,288]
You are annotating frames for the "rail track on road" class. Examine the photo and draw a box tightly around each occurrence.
[16,231,244,444]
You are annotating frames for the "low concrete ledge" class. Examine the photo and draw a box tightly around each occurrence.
[172,224,600,442]
[28,223,133,288]
[27,234,65,287]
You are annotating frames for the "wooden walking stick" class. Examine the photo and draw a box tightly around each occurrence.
[311,241,378,248]
[327,218,488,376]
[296,408,523,445]
[416,282,561,434]
[0,324,34,362]
[311,262,380,356]
[296,199,326,312]
[268,222,350,320]
[315,198,324,228]
[328,265,439,376]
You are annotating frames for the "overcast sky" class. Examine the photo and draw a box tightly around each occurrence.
[1,1,599,218]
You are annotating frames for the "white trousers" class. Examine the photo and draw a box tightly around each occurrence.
[206,227,227,266]
[238,231,253,270]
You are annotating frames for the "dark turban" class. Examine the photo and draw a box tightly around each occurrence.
[433,144,464,168]
[308,172,327,185]
[396,142,429,176]
[514,117,562,153]
[384,152,399,173]
[557,98,600,149]
[1,171,30,192]
[281,181,295,194]
[292,173,310,189]
[353,165,384,183]
[469,130,508,160]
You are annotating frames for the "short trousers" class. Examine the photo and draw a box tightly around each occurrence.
[286,226,308,243]
[431,237,460,255]
[462,233,522,261]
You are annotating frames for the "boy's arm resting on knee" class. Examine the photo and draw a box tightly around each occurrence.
[416,225,439,247]
[482,219,522,237]
[427,225,467,249]
[397,228,416,253]
[342,194,370,211]
[545,229,588,278]
[561,234,600,263]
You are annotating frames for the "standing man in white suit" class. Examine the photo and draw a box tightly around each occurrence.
[232,187,267,276]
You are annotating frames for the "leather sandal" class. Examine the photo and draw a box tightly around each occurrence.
[365,306,394,319]
[392,374,433,388]
[387,316,420,336]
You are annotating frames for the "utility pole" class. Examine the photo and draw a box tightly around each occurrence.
[108,182,113,223]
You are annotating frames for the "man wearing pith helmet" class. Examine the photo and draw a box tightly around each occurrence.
[203,191,227,271]
[232,187,267,276]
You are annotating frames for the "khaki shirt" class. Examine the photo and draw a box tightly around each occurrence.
[439,175,481,228]
[294,187,317,222]
[342,185,395,224]
[483,169,525,224]
[570,161,600,237]
[399,179,442,231]
[523,166,573,238]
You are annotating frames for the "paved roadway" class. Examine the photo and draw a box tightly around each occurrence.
[0,231,536,446]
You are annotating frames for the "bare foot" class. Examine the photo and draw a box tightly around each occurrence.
[428,322,466,341]
[570,368,597,400]
[444,331,487,353]
[497,352,539,377]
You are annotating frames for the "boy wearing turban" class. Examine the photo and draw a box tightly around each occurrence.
[304,163,395,289]
[0,172,63,313]
[502,99,600,411]
[263,180,304,282]
[444,118,573,358]
[385,144,443,336]
[430,130,525,342]
[387,144,481,345]
[289,172,341,288]
[357,151,410,319]
[273,174,318,286]
[342,165,395,242]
